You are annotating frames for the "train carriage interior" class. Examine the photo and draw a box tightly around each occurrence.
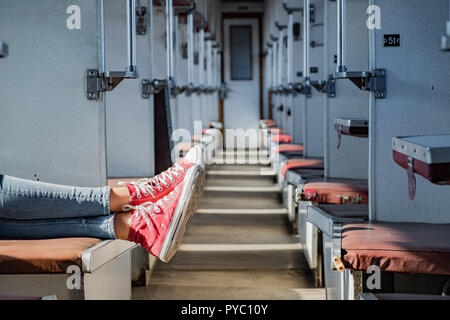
[1,0,450,302]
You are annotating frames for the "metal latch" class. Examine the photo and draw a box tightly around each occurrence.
[136,6,148,35]
[311,75,336,98]
[407,156,417,201]
[86,69,138,100]
[335,69,387,99]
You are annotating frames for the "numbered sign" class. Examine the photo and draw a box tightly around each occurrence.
[384,34,401,47]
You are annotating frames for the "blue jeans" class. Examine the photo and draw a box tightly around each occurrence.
[0,175,117,240]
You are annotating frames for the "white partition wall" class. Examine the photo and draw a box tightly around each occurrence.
[303,0,325,158]
[324,0,369,179]
[0,0,107,187]
[105,0,154,178]
[369,0,450,223]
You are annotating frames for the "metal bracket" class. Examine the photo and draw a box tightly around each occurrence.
[283,2,302,14]
[275,21,287,30]
[335,68,387,99]
[0,41,8,58]
[311,76,336,98]
[87,69,139,100]
[141,79,180,99]
[136,6,147,35]
[331,223,343,271]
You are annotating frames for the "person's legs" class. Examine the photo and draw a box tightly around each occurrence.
[0,175,131,220]
[0,212,132,241]
[0,146,205,262]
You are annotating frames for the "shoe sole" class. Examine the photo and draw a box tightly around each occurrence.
[158,164,205,263]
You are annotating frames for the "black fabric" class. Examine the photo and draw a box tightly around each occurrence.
[154,85,174,174]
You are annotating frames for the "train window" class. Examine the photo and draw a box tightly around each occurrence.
[230,25,253,80]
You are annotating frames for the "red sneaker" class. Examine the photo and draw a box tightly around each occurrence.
[125,161,205,262]
[122,146,204,207]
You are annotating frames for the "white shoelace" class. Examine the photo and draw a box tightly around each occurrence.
[124,192,178,230]
[123,201,155,231]
[119,163,187,198]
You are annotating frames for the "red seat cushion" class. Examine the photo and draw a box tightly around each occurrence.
[302,181,368,204]
[281,159,324,177]
[271,134,292,144]
[273,144,304,155]
[342,222,450,275]
[268,128,283,134]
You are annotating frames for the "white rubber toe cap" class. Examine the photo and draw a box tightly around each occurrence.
[184,144,204,166]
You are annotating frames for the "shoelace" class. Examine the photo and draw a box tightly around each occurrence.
[124,192,178,228]
[119,163,187,198]
[123,201,156,231]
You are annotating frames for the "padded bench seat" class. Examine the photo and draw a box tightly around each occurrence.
[342,222,450,275]
[285,169,325,186]
[272,145,305,165]
[0,238,101,274]
[271,134,292,144]
[300,180,368,205]
[281,159,324,178]
[0,234,136,299]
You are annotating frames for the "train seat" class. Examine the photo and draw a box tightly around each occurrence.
[271,134,293,144]
[278,159,324,188]
[300,181,369,205]
[259,119,276,129]
[271,145,304,169]
[305,205,369,292]
[342,222,450,276]
[0,238,135,300]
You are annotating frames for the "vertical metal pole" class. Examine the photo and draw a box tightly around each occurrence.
[272,43,277,88]
[304,0,310,84]
[174,14,179,84]
[148,0,154,81]
[287,14,294,85]
[217,50,222,87]
[165,0,174,81]
[268,47,272,89]
[199,28,205,87]
[278,31,283,86]
[99,0,106,74]
[127,0,137,73]
[188,12,194,85]
[337,0,347,72]
[207,40,212,88]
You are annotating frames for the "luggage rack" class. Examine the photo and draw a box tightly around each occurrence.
[334,118,369,149]
[392,134,450,200]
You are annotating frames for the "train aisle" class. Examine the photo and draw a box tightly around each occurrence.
[133,150,326,300]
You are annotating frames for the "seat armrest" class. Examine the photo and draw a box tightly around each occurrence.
[82,240,137,273]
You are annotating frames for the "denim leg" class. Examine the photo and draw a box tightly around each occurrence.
[0,175,111,220]
[0,214,117,240]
